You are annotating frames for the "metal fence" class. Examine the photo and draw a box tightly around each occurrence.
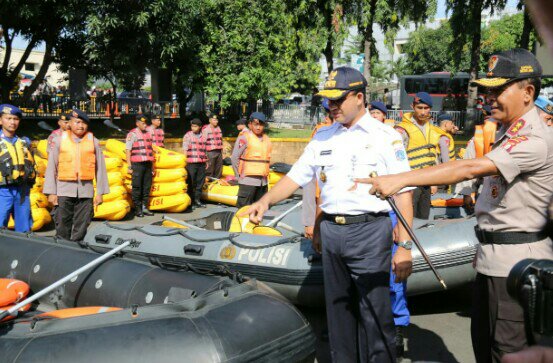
[11,94,180,119]
[386,110,469,129]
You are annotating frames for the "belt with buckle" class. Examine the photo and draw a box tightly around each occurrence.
[322,212,387,225]
[474,226,548,245]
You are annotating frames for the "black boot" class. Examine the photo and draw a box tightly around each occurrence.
[134,207,144,218]
[395,326,405,360]
[194,198,206,208]
[142,204,154,216]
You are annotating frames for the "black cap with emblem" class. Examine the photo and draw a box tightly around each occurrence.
[317,67,368,100]
[472,48,542,88]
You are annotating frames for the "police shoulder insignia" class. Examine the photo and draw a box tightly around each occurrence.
[503,136,529,153]
[507,119,526,136]
[392,140,406,161]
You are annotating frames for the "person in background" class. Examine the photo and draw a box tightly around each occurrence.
[394,92,443,219]
[0,104,35,233]
[231,112,272,208]
[202,114,223,179]
[369,101,395,126]
[535,96,553,127]
[235,117,248,135]
[44,109,108,242]
[183,118,207,210]
[436,113,458,164]
[146,113,165,147]
[47,112,71,151]
[126,115,155,218]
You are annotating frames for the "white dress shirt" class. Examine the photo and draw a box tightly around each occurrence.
[287,111,413,215]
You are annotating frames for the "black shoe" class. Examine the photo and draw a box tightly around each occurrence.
[142,206,154,216]
[135,210,144,218]
[395,326,405,359]
[194,199,206,208]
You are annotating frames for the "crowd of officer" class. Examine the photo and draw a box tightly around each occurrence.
[1,45,552,363]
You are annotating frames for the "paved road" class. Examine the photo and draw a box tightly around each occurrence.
[36,203,476,363]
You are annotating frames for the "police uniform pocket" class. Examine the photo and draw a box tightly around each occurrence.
[352,155,378,179]
[495,300,526,352]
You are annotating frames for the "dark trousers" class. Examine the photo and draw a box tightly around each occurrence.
[56,197,93,242]
[412,186,431,219]
[206,150,223,179]
[471,273,527,363]
[236,184,268,208]
[131,161,153,209]
[321,216,396,363]
[186,162,206,202]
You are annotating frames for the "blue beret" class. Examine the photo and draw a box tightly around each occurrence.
[249,112,267,123]
[70,108,90,123]
[535,96,553,115]
[369,101,387,115]
[0,104,22,118]
[322,98,330,111]
[235,117,247,126]
[437,113,453,122]
[135,114,148,123]
[413,92,433,108]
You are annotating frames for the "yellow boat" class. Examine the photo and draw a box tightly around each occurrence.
[152,168,187,183]
[148,193,191,213]
[161,220,189,229]
[36,139,48,159]
[222,165,235,178]
[150,181,187,197]
[94,171,124,187]
[8,207,52,232]
[153,146,186,169]
[103,150,121,159]
[30,192,48,208]
[32,177,45,192]
[201,180,238,206]
[93,200,131,221]
[104,157,123,172]
[105,139,127,160]
[34,155,48,177]
[97,185,127,202]
[268,171,284,185]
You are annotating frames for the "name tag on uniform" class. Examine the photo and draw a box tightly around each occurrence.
[320,150,332,156]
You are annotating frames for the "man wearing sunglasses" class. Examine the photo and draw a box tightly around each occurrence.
[355,49,553,362]
[245,67,414,362]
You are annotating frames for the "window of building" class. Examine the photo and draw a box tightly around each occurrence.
[24,63,36,72]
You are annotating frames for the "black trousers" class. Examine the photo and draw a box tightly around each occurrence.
[412,186,431,219]
[131,161,153,209]
[321,216,396,363]
[236,184,268,208]
[56,197,93,242]
[186,162,206,201]
[471,273,527,363]
[206,150,223,179]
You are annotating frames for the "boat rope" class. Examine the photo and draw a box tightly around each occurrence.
[227,235,302,250]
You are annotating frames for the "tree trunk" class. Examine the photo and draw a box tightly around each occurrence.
[519,7,532,50]
[0,30,14,102]
[362,0,377,98]
[324,37,334,73]
[466,0,484,110]
[8,37,38,85]
[22,40,54,103]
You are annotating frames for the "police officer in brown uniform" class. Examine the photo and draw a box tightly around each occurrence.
[355,49,553,362]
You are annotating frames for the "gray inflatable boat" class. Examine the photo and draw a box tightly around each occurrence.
[0,230,315,362]
[84,205,479,306]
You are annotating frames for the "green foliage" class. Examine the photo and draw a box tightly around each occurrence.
[403,13,532,75]
[198,0,325,107]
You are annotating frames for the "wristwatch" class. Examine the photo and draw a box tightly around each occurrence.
[395,240,413,250]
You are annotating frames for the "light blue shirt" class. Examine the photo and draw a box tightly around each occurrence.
[287,111,413,215]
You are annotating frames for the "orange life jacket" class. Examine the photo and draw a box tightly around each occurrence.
[311,118,333,138]
[384,119,396,126]
[473,120,497,157]
[58,131,96,181]
[238,133,272,177]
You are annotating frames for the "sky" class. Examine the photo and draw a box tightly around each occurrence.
[11,0,521,51]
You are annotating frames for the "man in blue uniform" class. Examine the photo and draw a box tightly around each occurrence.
[0,104,35,232]
[245,67,414,362]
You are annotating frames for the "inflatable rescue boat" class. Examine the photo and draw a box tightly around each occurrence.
[0,230,315,362]
[85,204,478,306]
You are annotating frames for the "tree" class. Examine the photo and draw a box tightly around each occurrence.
[198,0,326,108]
[0,0,88,102]
[343,0,437,88]
[446,0,508,109]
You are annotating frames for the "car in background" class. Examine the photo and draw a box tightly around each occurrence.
[117,90,151,113]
